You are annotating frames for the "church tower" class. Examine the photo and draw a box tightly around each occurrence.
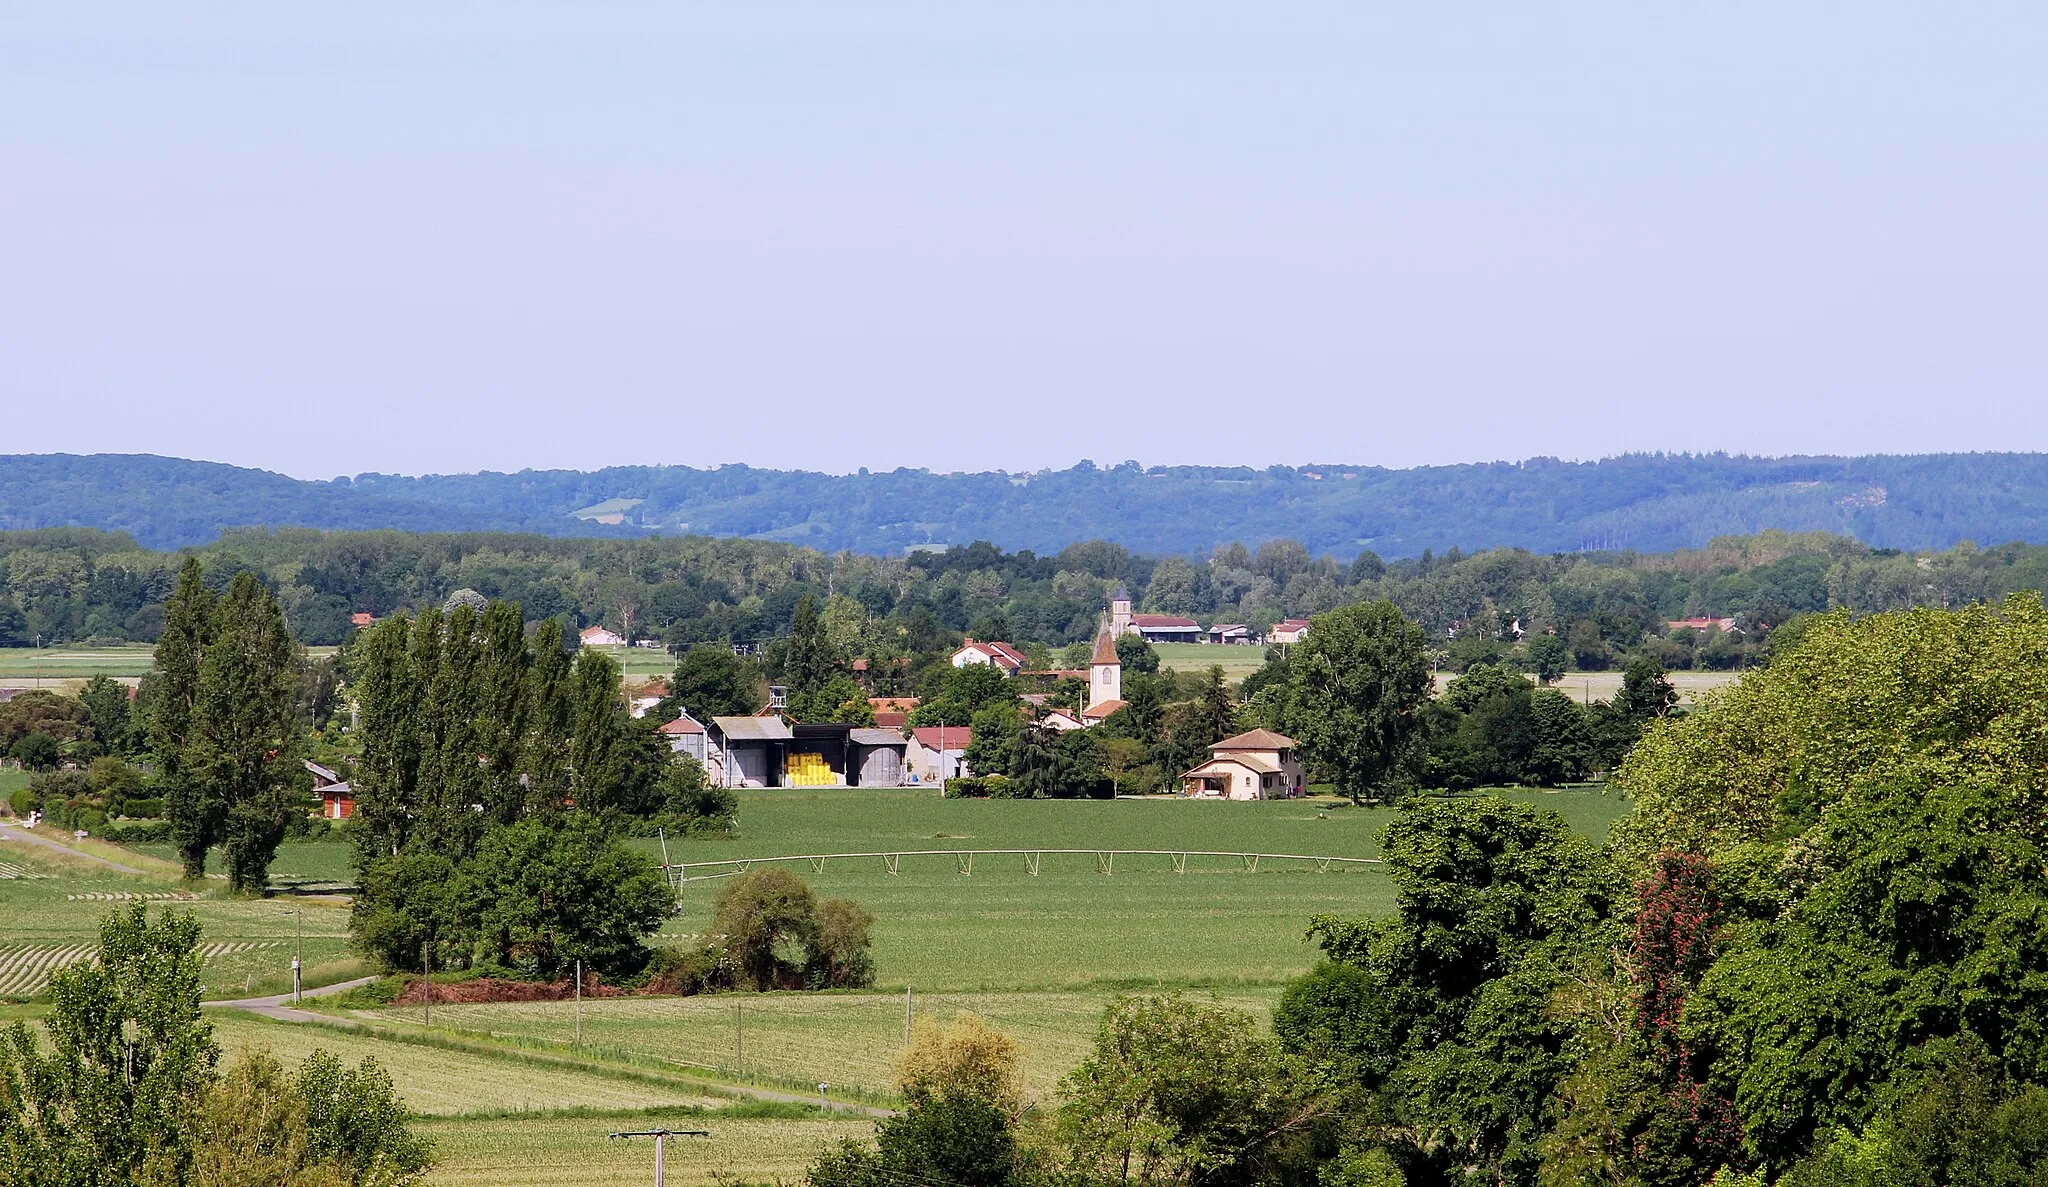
[1089,620,1122,709]
[1110,581,1132,636]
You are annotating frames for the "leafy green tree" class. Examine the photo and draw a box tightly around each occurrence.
[350,853,463,973]
[0,904,218,1186]
[77,674,131,754]
[668,644,764,722]
[1057,994,1318,1187]
[10,732,59,772]
[1116,634,1160,674]
[296,1049,434,1186]
[1612,655,1677,724]
[151,558,215,878]
[782,594,837,703]
[462,814,672,979]
[1522,633,1570,684]
[1186,665,1238,750]
[186,572,303,893]
[707,869,874,990]
[810,1091,1019,1187]
[1287,601,1433,804]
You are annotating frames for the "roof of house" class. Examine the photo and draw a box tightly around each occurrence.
[349,612,376,627]
[712,715,793,741]
[850,728,907,747]
[1082,698,1128,719]
[851,657,869,671]
[313,780,354,797]
[1185,753,1280,777]
[954,639,1027,667]
[1668,617,1739,631]
[1042,708,1084,726]
[869,696,920,712]
[1212,729,1298,751]
[1130,614,1201,629]
[910,727,971,752]
[1274,618,1311,631]
[1210,623,1248,632]
[1091,626,1120,666]
[873,712,909,728]
[580,624,619,639]
[303,759,342,784]
[659,714,705,735]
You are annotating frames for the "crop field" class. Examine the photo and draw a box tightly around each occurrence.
[0,644,338,689]
[361,986,1274,1103]
[420,1111,871,1187]
[1432,667,1742,705]
[1150,642,1270,679]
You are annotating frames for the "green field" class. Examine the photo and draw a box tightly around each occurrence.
[0,644,339,689]
[1151,641,1269,679]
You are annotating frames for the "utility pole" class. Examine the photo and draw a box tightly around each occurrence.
[291,909,302,1005]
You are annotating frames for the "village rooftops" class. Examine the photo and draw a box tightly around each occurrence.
[1211,729,1298,751]
[658,715,705,735]
[1668,617,1740,633]
[910,726,971,753]
[1129,614,1200,629]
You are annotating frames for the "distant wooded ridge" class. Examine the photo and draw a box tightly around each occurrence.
[7,451,2048,555]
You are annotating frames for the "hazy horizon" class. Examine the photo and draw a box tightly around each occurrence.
[5,4,2044,480]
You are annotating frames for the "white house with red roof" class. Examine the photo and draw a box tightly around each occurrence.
[951,639,1028,676]
[580,624,627,647]
[1667,617,1740,634]
[906,726,972,784]
[1266,619,1312,645]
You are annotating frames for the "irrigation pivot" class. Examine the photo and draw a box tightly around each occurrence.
[663,848,1380,891]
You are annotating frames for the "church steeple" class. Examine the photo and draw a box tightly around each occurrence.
[1089,619,1122,707]
[1110,581,1131,636]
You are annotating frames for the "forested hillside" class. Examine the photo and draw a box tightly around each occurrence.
[9,524,2048,678]
[10,451,2048,555]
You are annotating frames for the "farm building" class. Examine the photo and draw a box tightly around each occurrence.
[305,760,354,819]
[1266,619,1311,645]
[1180,730,1305,801]
[579,625,626,647]
[706,717,908,788]
[1127,614,1203,643]
[1207,623,1255,645]
[659,711,707,763]
[1667,616,1740,633]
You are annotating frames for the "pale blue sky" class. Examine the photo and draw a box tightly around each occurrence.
[4,3,2044,478]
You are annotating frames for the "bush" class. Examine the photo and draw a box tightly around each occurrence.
[7,788,37,817]
[111,797,164,820]
[946,775,1020,799]
[100,820,175,844]
[709,869,876,990]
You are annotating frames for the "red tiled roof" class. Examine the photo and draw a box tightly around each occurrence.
[1275,619,1311,630]
[911,727,972,752]
[349,612,376,627]
[659,715,704,735]
[874,712,909,728]
[1130,614,1201,629]
[1668,617,1738,632]
[1212,729,1296,751]
[954,640,1026,668]
[869,697,921,712]
[1082,699,1127,720]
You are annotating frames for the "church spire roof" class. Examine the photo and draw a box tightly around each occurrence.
[1092,622,1120,666]
[1112,581,1130,602]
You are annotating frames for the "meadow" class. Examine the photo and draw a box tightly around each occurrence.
[0,644,337,689]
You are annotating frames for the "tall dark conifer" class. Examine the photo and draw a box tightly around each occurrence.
[475,601,532,825]
[152,559,216,879]
[568,648,626,816]
[350,614,424,867]
[783,594,835,702]
[523,619,574,816]
[187,572,301,893]
[421,603,486,860]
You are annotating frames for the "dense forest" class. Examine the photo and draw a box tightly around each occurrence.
[9,525,2048,677]
[11,451,2048,554]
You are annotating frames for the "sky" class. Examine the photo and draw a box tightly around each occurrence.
[3,3,2045,480]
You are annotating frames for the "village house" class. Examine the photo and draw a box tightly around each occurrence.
[950,639,1027,675]
[1180,730,1306,800]
[579,624,627,647]
[1667,616,1740,634]
[306,760,354,819]
[905,726,972,784]
[1266,619,1311,645]
[1206,623,1255,645]
[1039,708,1085,731]
[868,696,920,728]
[348,612,377,631]
[628,680,668,718]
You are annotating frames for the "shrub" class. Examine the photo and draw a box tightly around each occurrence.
[709,869,876,990]
[112,797,164,820]
[10,733,60,771]
[101,820,176,844]
[7,788,36,817]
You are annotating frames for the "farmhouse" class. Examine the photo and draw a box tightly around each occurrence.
[951,639,1027,675]
[1668,616,1740,633]
[1266,619,1311,645]
[305,760,353,819]
[1207,623,1255,645]
[579,624,626,647]
[1180,729,1306,800]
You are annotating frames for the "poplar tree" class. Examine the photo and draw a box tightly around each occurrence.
[151,559,216,879]
[475,600,532,825]
[350,614,426,867]
[783,594,836,702]
[568,648,627,815]
[186,572,302,893]
[523,618,574,816]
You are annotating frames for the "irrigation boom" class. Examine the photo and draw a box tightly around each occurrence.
[663,848,1381,888]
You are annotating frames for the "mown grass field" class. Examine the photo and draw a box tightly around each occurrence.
[1151,642,1269,679]
[0,644,338,688]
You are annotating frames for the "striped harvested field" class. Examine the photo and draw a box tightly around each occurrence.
[0,862,50,879]
[0,940,282,997]
[65,891,201,902]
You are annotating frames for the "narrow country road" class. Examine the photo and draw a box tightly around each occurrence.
[204,975,381,1021]
[0,824,145,874]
